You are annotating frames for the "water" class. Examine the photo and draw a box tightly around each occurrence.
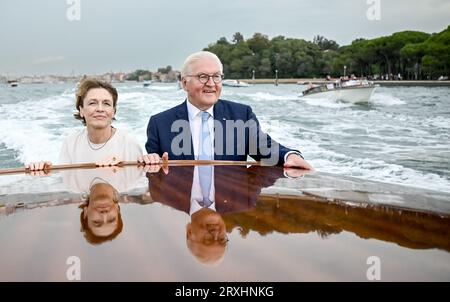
[0,82,449,193]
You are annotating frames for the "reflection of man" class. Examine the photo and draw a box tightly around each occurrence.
[147,165,290,264]
[145,51,313,169]
[186,207,228,265]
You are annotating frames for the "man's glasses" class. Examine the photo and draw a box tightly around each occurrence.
[185,74,224,84]
[202,233,229,246]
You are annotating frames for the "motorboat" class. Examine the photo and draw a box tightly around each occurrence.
[143,80,152,87]
[7,80,18,87]
[222,79,251,87]
[301,79,378,103]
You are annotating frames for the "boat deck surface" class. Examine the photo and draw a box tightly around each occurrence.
[1,165,449,281]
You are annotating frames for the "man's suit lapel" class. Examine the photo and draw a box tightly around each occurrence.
[175,100,195,160]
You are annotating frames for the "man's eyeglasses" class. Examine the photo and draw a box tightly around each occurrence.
[202,233,229,246]
[185,74,224,84]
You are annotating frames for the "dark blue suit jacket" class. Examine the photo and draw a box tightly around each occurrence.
[145,99,299,165]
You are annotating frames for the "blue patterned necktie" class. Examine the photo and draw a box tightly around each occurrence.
[199,111,212,207]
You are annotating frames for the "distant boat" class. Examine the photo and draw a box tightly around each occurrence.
[222,79,250,87]
[143,80,152,87]
[7,80,18,87]
[301,79,378,104]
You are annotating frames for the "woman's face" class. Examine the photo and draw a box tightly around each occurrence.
[80,88,115,129]
[84,183,120,237]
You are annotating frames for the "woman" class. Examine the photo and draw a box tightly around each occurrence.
[27,78,163,171]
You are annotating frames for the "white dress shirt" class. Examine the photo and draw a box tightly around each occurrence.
[186,100,216,215]
[186,99,215,159]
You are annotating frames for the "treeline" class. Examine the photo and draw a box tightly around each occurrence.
[203,25,450,80]
[125,65,178,82]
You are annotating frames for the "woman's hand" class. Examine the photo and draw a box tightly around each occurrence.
[96,155,122,167]
[25,161,52,176]
[138,152,169,174]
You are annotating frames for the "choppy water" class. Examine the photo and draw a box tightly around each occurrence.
[0,82,449,193]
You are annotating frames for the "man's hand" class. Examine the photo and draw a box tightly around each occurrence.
[138,152,168,165]
[138,152,169,174]
[284,153,314,170]
[283,167,312,178]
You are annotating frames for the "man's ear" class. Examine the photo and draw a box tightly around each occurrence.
[83,207,88,219]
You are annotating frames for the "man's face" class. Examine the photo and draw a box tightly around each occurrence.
[190,210,227,245]
[183,58,222,110]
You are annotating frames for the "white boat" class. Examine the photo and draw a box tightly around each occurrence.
[222,79,250,87]
[301,80,378,104]
[143,80,152,87]
[8,80,18,87]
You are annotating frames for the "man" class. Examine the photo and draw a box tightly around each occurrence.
[145,51,313,169]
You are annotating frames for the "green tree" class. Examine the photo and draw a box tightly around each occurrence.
[232,32,244,43]
[313,35,339,51]
[201,26,448,79]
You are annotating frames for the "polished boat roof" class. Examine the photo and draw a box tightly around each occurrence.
[1,165,449,281]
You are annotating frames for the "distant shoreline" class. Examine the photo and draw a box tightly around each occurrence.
[237,79,450,87]
[4,79,450,87]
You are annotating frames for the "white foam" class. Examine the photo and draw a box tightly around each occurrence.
[305,144,450,193]
[225,91,298,102]
[0,93,74,164]
[370,92,405,106]
[299,96,353,108]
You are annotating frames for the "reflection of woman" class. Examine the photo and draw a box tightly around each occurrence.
[27,78,161,171]
[79,180,123,245]
[68,166,142,245]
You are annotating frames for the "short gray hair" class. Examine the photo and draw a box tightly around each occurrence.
[181,51,223,78]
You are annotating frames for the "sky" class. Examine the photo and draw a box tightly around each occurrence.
[1,0,449,76]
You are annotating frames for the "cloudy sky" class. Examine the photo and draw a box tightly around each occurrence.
[1,0,449,76]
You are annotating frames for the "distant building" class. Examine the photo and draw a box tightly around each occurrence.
[151,70,180,83]
[138,74,151,82]
[113,73,126,82]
